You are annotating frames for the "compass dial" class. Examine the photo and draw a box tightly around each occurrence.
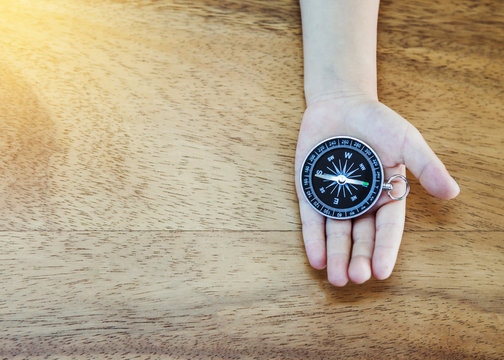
[300,136,384,219]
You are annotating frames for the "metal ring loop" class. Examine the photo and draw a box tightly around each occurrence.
[385,174,410,201]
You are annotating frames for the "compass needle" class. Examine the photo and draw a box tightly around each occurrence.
[316,173,338,181]
[344,178,369,186]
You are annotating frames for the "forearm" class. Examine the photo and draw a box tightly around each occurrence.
[300,0,379,105]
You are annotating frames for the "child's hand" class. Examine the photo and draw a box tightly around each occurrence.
[294,96,460,286]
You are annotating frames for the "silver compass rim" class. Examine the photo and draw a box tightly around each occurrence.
[299,135,384,220]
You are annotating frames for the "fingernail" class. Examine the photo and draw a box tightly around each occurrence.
[450,176,460,196]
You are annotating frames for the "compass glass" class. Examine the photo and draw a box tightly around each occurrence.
[300,137,383,219]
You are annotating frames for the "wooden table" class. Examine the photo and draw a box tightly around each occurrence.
[1,0,502,358]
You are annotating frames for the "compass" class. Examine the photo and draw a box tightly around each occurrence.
[300,136,409,220]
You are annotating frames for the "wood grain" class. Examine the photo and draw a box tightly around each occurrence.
[0,0,503,358]
[1,231,503,358]
[0,0,502,232]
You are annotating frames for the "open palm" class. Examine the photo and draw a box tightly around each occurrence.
[294,97,459,286]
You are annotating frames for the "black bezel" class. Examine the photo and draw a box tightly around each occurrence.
[300,136,384,220]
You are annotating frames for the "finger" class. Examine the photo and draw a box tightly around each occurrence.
[348,214,375,284]
[299,200,327,270]
[326,218,352,286]
[295,153,327,270]
[372,192,406,281]
[402,123,460,199]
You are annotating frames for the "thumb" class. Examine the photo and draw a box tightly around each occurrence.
[402,124,460,200]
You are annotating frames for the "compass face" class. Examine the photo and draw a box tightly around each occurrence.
[300,136,384,219]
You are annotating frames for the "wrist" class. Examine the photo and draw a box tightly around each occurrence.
[305,87,378,107]
[304,64,378,106]
[300,0,380,107]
